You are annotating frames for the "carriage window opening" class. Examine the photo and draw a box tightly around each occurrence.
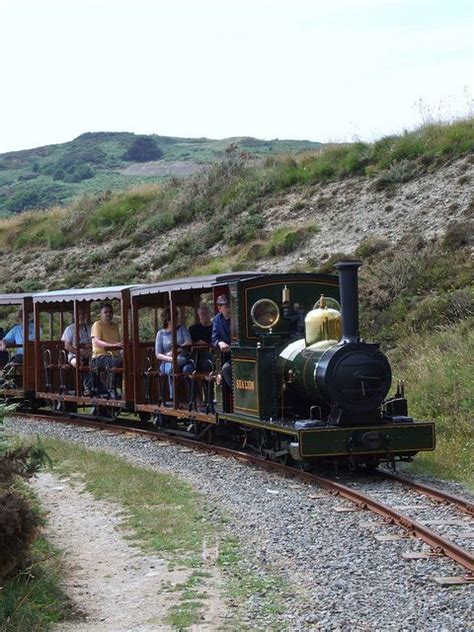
[138,307,157,341]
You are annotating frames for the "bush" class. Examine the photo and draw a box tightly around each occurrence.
[0,405,50,579]
[86,190,155,236]
[123,136,163,162]
[63,163,94,183]
[442,220,474,249]
[355,235,390,259]
[6,184,71,214]
[228,211,265,245]
[266,224,318,256]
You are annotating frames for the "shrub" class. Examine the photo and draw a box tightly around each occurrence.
[317,252,355,274]
[63,163,94,183]
[6,183,71,214]
[266,223,318,256]
[355,235,390,259]
[123,136,163,162]
[370,159,417,190]
[86,190,155,236]
[0,405,50,579]
[228,211,265,245]
[442,220,474,249]
[389,322,473,483]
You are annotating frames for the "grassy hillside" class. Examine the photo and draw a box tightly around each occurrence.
[0,132,322,216]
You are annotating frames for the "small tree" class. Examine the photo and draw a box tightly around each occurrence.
[123,136,163,162]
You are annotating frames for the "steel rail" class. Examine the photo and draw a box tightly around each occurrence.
[375,469,474,517]
[12,412,474,574]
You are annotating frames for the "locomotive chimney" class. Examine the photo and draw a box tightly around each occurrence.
[334,260,362,344]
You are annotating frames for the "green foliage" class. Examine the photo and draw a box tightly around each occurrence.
[5,182,71,214]
[266,223,318,256]
[0,407,51,580]
[389,321,473,486]
[0,537,72,631]
[358,222,474,345]
[123,136,163,162]
[85,190,156,236]
[10,210,70,250]
[62,163,94,183]
[228,210,265,245]
[355,235,390,259]
[1,118,471,219]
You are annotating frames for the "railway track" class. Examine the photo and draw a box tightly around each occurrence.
[12,411,474,584]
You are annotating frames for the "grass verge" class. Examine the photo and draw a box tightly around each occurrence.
[41,438,215,554]
[389,321,473,489]
[0,518,72,631]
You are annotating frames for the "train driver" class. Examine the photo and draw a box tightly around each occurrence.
[211,295,232,388]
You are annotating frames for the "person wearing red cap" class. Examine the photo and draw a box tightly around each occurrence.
[211,294,232,388]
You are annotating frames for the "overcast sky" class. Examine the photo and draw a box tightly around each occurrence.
[0,0,472,153]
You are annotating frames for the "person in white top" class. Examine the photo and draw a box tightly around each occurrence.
[61,308,92,367]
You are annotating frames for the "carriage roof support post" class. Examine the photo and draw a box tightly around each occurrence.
[23,296,34,394]
[170,291,178,410]
[121,289,132,405]
[34,301,41,394]
[74,301,81,397]
[131,295,141,410]
[59,309,64,338]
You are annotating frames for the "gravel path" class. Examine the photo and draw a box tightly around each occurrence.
[8,416,473,631]
[31,472,226,631]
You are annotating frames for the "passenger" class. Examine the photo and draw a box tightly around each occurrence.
[0,326,9,369]
[90,304,123,397]
[155,307,194,399]
[0,310,35,366]
[61,309,92,368]
[211,294,232,388]
[61,308,93,393]
[189,303,213,372]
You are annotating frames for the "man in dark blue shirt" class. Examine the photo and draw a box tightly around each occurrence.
[212,294,232,388]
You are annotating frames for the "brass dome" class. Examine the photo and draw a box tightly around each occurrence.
[305,294,341,346]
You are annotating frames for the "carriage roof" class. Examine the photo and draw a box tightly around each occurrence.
[32,285,145,304]
[129,273,263,297]
[0,293,34,305]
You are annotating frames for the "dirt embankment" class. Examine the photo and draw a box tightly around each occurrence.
[0,155,472,289]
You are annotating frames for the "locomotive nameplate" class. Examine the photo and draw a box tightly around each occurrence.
[235,379,255,391]
[233,357,258,414]
[232,347,278,419]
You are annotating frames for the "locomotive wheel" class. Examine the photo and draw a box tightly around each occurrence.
[362,457,380,471]
[138,411,151,424]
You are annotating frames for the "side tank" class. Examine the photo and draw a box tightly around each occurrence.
[278,261,392,425]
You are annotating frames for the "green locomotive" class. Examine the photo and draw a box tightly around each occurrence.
[216,261,435,467]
